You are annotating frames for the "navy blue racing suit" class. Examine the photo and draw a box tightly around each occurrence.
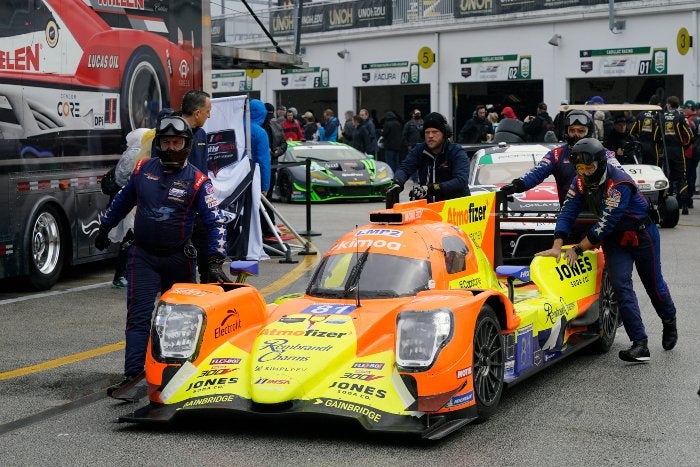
[101,157,227,376]
[554,162,676,342]
[520,144,618,206]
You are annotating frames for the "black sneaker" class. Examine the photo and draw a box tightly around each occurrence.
[682,207,689,215]
[662,318,678,350]
[107,371,146,401]
[619,339,650,363]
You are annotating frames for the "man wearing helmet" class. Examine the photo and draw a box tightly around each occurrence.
[501,110,619,206]
[537,138,678,363]
[95,116,228,399]
[388,112,470,202]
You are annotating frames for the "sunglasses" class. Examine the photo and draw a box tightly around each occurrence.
[158,116,188,132]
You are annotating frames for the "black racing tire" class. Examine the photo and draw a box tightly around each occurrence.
[27,204,66,290]
[277,171,293,203]
[658,194,679,228]
[120,47,167,133]
[588,269,620,353]
[472,305,504,420]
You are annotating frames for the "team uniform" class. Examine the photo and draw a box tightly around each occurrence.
[661,108,693,208]
[629,110,661,166]
[520,145,618,205]
[554,161,677,349]
[101,157,227,377]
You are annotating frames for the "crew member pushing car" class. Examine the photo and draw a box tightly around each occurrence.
[95,116,228,399]
[388,112,470,202]
[535,138,678,363]
[501,110,618,205]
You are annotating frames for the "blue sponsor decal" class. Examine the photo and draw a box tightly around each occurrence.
[448,391,474,407]
[301,304,356,315]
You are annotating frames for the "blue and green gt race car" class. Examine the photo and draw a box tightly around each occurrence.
[274,141,394,202]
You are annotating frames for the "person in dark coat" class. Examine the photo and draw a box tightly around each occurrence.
[381,111,403,172]
[389,112,471,202]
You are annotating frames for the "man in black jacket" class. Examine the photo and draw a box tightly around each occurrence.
[389,112,470,202]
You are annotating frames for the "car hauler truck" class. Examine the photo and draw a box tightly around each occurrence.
[0,0,302,290]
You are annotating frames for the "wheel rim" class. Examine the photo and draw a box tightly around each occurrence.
[128,61,162,130]
[279,175,291,202]
[32,211,61,275]
[600,274,619,337]
[473,318,504,406]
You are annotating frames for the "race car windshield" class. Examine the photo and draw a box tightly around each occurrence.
[292,146,364,162]
[475,160,555,185]
[307,252,432,299]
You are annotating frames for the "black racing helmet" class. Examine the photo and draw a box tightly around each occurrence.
[571,138,608,188]
[564,110,594,146]
[155,116,193,169]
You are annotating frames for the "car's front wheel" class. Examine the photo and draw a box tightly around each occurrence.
[659,194,679,228]
[28,204,66,290]
[588,269,620,353]
[473,305,504,420]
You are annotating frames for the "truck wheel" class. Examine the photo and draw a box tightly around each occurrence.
[120,48,167,133]
[28,204,66,290]
[473,305,504,420]
[659,195,679,228]
[588,269,620,353]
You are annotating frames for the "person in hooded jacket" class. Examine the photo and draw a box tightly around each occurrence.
[248,99,272,195]
[381,111,403,172]
[388,112,470,202]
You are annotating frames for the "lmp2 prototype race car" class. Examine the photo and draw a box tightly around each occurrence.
[274,141,394,202]
[121,192,619,439]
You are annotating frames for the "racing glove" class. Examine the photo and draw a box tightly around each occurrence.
[385,181,403,196]
[94,225,111,251]
[409,185,428,200]
[207,255,228,283]
[500,178,526,196]
[427,183,440,200]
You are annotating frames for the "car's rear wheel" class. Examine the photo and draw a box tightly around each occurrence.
[473,305,504,420]
[277,172,293,203]
[120,47,167,133]
[588,269,620,353]
[659,194,679,228]
[28,204,66,290]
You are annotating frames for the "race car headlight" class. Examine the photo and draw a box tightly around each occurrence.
[654,180,668,190]
[152,302,205,361]
[396,308,453,370]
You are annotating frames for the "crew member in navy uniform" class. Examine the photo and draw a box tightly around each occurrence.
[536,138,678,363]
[95,116,228,399]
[501,110,618,206]
[388,112,470,202]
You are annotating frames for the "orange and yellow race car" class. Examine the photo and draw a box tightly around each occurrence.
[121,192,619,439]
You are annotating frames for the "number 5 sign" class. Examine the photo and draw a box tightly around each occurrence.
[418,47,435,69]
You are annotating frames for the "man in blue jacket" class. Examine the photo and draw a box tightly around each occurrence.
[95,116,228,399]
[536,138,678,363]
[389,112,470,202]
